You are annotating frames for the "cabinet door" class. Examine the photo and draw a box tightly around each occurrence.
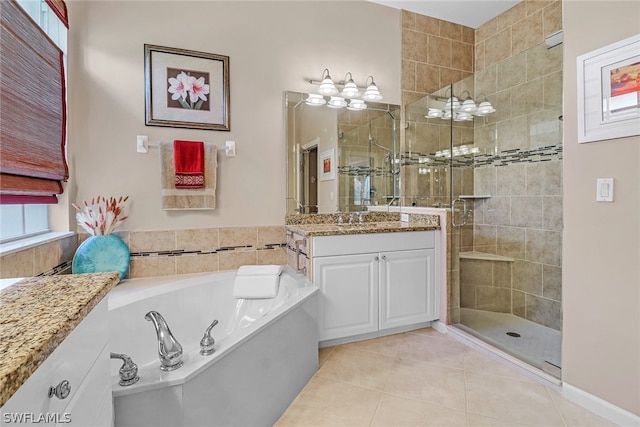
[313,254,379,341]
[379,248,436,331]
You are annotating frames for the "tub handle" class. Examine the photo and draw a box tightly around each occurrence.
[110,352,140,386]
[294,239,307,274]
[200,319,219,356]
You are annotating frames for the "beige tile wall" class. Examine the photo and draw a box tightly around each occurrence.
[471,0,563,331]
[126,226,287,278]
[0,226,287,280]
[0,234,78,278]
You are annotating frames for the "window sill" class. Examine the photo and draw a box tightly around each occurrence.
[0,231,75,257]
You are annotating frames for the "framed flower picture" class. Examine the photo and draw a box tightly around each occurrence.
[144,44,230,131]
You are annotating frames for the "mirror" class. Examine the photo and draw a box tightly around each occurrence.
[285,91,401,214]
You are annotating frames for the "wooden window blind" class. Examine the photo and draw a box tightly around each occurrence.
[0,0,68,204]
[45,0,69,28]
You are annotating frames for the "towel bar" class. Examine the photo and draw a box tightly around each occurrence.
[137,136,235,157]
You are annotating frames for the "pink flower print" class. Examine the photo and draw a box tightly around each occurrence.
[189,77,210,104]
[168,71,193,101]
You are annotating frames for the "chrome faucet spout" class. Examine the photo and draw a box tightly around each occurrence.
[144,311,183,371]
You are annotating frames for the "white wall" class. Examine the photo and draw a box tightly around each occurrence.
[563,0,640,416]
[66,1,400,231]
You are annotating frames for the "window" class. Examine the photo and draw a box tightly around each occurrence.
[0,0,67,243]
[0,205,49,243]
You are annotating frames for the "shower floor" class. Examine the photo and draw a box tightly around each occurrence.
[455,308,561,376]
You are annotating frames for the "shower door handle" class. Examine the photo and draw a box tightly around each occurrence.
[451,198,468,227]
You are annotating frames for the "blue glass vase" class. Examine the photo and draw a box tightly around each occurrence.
[72,234,130,280]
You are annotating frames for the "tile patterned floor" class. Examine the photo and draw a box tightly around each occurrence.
[276,328,618,427]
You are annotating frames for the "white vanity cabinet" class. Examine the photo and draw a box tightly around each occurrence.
[1,299,113,427]
[311,231,438,344]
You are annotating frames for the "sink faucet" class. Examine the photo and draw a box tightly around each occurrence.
[145,311,183,371]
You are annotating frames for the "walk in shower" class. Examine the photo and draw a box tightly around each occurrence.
[404,38,563,378]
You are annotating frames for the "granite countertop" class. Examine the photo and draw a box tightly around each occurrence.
[285,212,440,237]
[0,272,120,407]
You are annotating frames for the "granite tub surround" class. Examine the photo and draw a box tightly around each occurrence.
[0,272,119,406]
[285,212,440,237]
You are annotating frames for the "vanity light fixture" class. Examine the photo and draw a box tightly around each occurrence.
[317,68,338,96]
[305,93,327,106]
[327,96,348,109]
[426,91,495,119]
[347,99,367,111]
[459,91,478,114]
[444,95,460,112]
[340,72,361,99]
[362,75,383,101]
[306,69,383,109]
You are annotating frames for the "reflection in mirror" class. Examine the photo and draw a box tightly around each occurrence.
[285,91,401,214]
[403,77,477,208]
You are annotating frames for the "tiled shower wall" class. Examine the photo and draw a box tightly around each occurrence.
[401,0,563,331]
[401,9,477,327]
[0,226,287,279]
[468,0,563,331]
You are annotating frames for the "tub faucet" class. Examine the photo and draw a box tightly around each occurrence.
[145,311,184,371]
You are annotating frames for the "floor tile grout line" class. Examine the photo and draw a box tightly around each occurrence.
[367,389,385,427]
[463,352,471,427]
[546,385,570,427]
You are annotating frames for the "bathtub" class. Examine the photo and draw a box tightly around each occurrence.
[108,266,319,427]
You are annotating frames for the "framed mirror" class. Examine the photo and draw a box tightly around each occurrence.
[285,91,401,215]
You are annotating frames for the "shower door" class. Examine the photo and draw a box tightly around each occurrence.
[451,41,564,378]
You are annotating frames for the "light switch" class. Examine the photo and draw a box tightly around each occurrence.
[136,135,148,153]
[596,178,614,202]
[225,141,236,157]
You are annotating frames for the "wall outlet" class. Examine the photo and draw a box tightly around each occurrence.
[400,213,410,222]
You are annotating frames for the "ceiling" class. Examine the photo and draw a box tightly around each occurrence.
[368,0,523,29]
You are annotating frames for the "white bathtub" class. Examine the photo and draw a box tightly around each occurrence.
[108,266,319,427]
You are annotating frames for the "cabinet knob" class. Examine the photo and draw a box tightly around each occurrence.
[382,255,387,260]
[48,380,71,400]
[374,256,379,261]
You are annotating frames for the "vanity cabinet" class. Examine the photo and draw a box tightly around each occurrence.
[1,299,113,426]
[311,231,438,343]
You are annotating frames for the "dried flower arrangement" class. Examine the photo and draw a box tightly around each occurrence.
[73,195,129,236]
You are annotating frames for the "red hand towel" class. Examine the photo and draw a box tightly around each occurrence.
[173,140,204,188]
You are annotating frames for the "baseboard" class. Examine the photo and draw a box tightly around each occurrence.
[562,383,640,427]
[432,320,448,334]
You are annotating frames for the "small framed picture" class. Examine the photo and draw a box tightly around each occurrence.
[319,148,336,181]
[577,34,640,143]
[144,44,230,131]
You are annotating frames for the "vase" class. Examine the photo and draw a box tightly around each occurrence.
[72,234,130,280]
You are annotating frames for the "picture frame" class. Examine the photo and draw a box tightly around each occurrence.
[577,34,640,143]
[319,148,336,181]
[144,44,230,131]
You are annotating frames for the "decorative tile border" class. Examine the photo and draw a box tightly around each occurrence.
[401,144,563,168]
[129,243,286,259]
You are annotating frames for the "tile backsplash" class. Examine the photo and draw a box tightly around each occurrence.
[0,226,287,280]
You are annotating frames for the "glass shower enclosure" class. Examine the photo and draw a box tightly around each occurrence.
[404,40,563,378]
